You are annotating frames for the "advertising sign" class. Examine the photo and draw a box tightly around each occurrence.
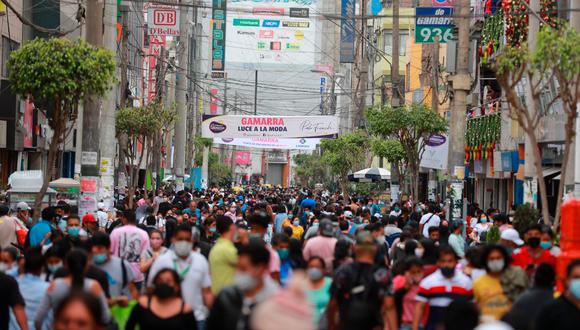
[415,7,454,44]
[147,6,180,36]
[212,0,227,72]
[226,0,318,66]
[214,137,321,150]
[22,99,34,148]
[420,134,449,170]
[147,35,166,102]
[340,0,355,63]
[202,115,339,138]
[432,0,454,6]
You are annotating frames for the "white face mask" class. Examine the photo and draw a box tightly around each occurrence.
[0,262,9,272]
[234,272,257,292]
[415,248,425,258]
[487,259,505,273]
[174,241,193,257]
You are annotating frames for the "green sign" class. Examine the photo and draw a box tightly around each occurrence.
[233,19,260,27]
[415,26,454,43]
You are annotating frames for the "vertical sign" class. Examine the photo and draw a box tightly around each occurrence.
[22,99,34,148]
[319,77,326,113]
[148,35,166,103]
[212,0,227,72]
[340,0,355,63]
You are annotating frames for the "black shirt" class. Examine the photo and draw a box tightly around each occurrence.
[0,273,25,329]
[330,262,393,329]
[535,294,580,330]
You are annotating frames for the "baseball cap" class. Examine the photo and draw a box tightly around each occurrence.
[97,202,105,210]
[500,228,524,246]
[343,210,354,219]
[319,219,334,237]
[82,213,97,223]
[355,231,376,247]
[16,202,31,211]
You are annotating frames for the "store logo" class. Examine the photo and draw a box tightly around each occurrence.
[237,31,256,36]
[221,138,234,143]
[209,121,227,133]
[426,134,446,146]
[263,20,280,28]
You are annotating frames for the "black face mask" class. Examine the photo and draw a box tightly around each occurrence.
[528,237,541,248]
[440,266,455,278]
[154,283,176,299]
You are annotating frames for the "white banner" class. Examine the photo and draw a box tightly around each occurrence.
[202,115,339,138]
[420,134,449,170]
[214,137,320,150]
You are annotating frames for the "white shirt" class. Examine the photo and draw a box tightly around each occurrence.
[148,250,212,320]
[419,213,441,238]
[97,211,109,229]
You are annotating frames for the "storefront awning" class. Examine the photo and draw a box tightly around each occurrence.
[542,167,561,178]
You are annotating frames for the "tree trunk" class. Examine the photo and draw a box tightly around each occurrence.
[553,111,576,230]
[529,131,551,224]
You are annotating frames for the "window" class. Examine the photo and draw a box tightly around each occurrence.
[2,37,19,78]
[383,30,407,56]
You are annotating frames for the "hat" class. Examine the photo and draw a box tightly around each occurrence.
[319,219,334,237]
[97,202,105,210]
[16,202,31,211]
[343,210,353,219]
[501,228,524,246]
[82,213,97,223]
[355,231,376,247]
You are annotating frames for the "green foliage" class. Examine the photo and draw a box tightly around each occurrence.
[532,24,580,83]
[116,102,177,138]
[293,153,326,186]
[495,44,528,76]
[321,131,370,177]
[371,139,405,164]
[207,152,231,185]
[513,204,540,237]
[8,38,115,113]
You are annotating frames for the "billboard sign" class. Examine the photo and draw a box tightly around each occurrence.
[226,0,318,66]
[147,6,180,36]
[415,7,454,44]
[420,134,449,170]
[340,0,355,63]
[212,0,227,72]
[202,115,339,138]
[215,137,320,150]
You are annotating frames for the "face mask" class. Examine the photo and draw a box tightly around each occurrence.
[307,267,324,281]
[570,279,580,299]
[47,262,63,274]
[440,266,455,278]
[230,208,237,213]
[93,253,108,265]
[209,227,217,233]
[480,217,488,223]
[67,227,80,237]
[293,220,300,226]
[0,262,8,272]
[288,215,294,219]
[487,259,505,273]
[174,241,193,257]
[277,248,290,260]
[540,241,552,250]
[528,237,541,248]
[394,207,400,212]
[234,272,257,292]
[154,283,177,299]
[416,207,422,213]
[415,248,425,258]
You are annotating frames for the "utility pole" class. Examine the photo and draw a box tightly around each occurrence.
[352,0,368,129]
[230,92,238,186]
[254,70,258,115]
[174,0,189,191]
[153,46,167,190]
[522,0,540,205]
[432,36,440,112]
[571,0,580,193]
[447,0,471,177]
[81,0,104,181]
[391,0,400,107]
[164,65,176,180]
[117,6,130,192]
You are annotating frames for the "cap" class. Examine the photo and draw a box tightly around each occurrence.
[97,202,105,210]
[355,231,376,247]
[82,213,97,223]
[319,219,334,237]
[343,210,354,219]
[500,228,524,246]
[16,202,31,211]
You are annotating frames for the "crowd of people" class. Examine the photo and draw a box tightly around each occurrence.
[0,187,579,330]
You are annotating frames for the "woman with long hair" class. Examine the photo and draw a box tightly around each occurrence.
[35,249,110,330]
[126,268,196,330]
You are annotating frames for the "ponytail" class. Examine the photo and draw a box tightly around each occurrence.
[66,249,88,292]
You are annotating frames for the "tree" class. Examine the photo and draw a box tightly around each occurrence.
[366,104,448,200]
[293,153,326,187]
[495,24,580,227]
[371,139,406,185]
[116,103,176,208]
[321,131,370,199]
[8,38,115,217]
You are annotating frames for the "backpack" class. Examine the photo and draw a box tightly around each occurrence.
[339,264,387,328]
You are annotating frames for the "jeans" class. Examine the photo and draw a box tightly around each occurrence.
[197,320,205,330]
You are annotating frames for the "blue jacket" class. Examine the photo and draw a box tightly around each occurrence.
[28,219,53,247]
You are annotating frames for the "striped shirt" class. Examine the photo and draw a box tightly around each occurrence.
[416,269,473,330]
